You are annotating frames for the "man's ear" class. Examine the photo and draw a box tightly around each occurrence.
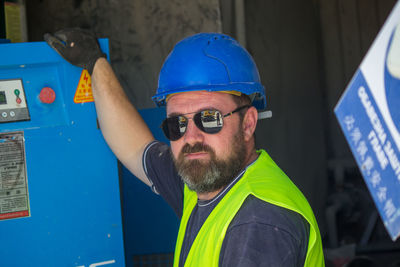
[242,107,258,142]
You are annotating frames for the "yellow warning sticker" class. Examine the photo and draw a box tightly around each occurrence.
[74,70,94,103]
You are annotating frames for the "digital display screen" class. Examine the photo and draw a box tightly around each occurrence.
[0,91,7,105]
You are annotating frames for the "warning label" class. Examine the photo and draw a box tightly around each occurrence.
[74,69,94,103]
[0,132,30,221]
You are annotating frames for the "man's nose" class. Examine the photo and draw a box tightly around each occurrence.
[183,119,204,144]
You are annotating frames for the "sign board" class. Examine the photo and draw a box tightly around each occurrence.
[335,1,400,241]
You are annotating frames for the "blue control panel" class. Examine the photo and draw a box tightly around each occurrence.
[0,41,125,266]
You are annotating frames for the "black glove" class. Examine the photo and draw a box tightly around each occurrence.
[44,28,106,75]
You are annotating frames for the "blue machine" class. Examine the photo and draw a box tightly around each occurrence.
[122,108,179,267]
[0,41,126,266]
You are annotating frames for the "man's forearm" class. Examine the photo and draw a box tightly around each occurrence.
[91,58,154,185]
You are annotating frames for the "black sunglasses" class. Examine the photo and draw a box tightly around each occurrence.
[161,105,250,141]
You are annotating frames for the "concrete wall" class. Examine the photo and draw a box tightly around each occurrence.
[26,0,222,109]
[317,0,397,161]
[244,0,328,230]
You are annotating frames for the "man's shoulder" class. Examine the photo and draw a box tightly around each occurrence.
[220,195,310,266]
[228,194,309,240]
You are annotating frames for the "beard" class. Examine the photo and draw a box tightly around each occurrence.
[173,131,247,194]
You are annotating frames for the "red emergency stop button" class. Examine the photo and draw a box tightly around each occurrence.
[39,87,56,104]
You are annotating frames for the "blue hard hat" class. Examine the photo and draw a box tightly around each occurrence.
[152,33,267,110]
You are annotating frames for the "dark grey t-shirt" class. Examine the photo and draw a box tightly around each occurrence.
[143,141,309,266]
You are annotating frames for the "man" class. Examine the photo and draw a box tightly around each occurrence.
[45,29,324,266]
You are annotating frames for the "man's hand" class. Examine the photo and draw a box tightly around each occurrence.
[44,28,106,75]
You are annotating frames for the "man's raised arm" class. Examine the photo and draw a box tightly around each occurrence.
[45,28,155,186]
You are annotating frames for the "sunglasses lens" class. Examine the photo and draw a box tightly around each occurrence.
[194,110,223,134]
[178,116,187,134]
[162,116,188,141]
[162,110,224,141]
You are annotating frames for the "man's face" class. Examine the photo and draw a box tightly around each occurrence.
[167,91,247,193]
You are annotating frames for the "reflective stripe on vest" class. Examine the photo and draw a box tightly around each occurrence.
[173,149,324,267]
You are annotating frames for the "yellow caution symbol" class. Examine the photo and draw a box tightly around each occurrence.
[74,70,94,103]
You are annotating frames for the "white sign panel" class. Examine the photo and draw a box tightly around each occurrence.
[335,1,400,241]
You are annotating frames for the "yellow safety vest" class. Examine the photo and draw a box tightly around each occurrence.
[173,149,324,266]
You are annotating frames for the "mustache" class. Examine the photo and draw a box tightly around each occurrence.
[180,142,214,154]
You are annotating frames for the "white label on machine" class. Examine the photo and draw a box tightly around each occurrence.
[0,132,30,220]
